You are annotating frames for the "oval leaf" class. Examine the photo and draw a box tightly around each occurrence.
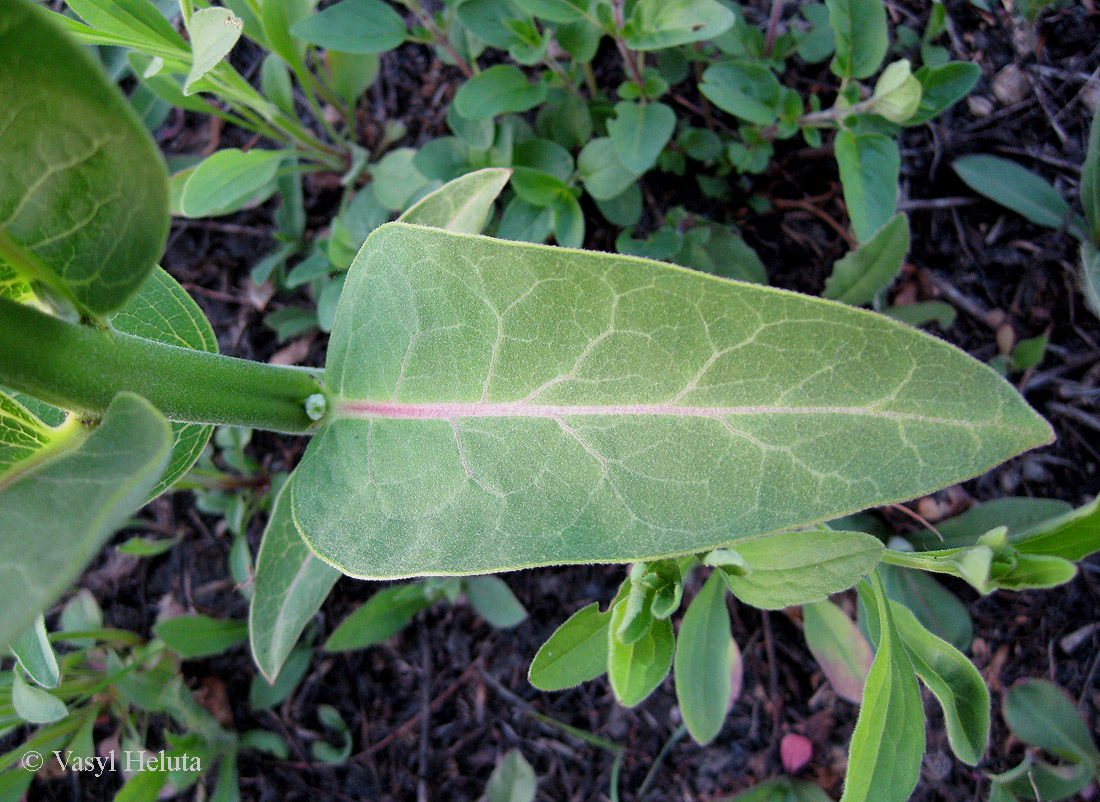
[464,575,528,628]
[674,571,733,744]
[11,669,67,724]
[0,0,169,315]
[179,148,287,218]
[454,64,548,120]
[323,582,433,652]
[1002,679,1100,768]
[184,7,242,94]
[292,223,1051,579]
[289,0,406,55]
[528,602,611,691]
[623,0,736,50]
[399,168,512,234]
[249,477,340,682]
[952,155,1074,231]
[155,614,248,658]
[826,0,887,79]
[822,213,909,306]
[10,614,60,689]
[803,599,872,704]
[835,130,899,243]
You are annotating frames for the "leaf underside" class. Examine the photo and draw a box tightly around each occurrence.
[293,223,1051,579]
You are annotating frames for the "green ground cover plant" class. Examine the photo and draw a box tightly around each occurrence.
[1,1,1098,800]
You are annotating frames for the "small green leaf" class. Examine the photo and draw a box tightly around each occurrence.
[907,62,981,127]
[486,749,537,802]
[249,644,312,710]
[64,0,187,52]
[952,155,1076,232]
[290,0,406,55]
[11,669,67,724]
[0,0,169,315]
[722,778,833,802]
[184,7,242,95]
[1082,103,1100,244]
[155,615,248,658]
[797,4,835,64]
[826,0,887,79]
[674,571,734,744]
[699,61,782,125]
[607,101,676,174]
[1003,679,1100,769]
[0,393,170,651]
[1013,495,1100,561]
[179,149,287,218]
[802,599,872,704]
[10,615,60,689]
[623,0,736,50]
[399,168,512,234]
[719,530,884,610]
[528,603,610,692]
[454,65,548,120]
[836,130,899,243]
[869,60,922,124]
[249,478,339,682]
[311,704,352,764]
[841,575,924,802]
[889,601,988,765]
[464,575,528,628]
[370,147,431,211]
[116,533,180,557]
[578,137,640,200]
[608,603,673,706]
[324,583,433,652]
[882,300,956,329]
[823,213,909,305]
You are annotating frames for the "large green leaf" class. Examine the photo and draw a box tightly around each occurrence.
[825,0,887,79]
[674,570,734,744]
[292,223,1051,579]
[0,0,169,316]
[0,393,171,650]
[249,477,339,682]
[398,168,512,234]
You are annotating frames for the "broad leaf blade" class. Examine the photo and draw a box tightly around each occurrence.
[179,149,287,218]
[0,0,169,315]
[0,392,171,650]
[249,477,339,682]
[835,130,899,243]
[528,602,610,691]
[289,0,406,55]
[826,0,887,79]
[294,223,1052,578]
[674,571,733,744]
[184,7,243,95]
[607,101,676,175]
[155,614,248,658]
[1002,679,1100,769]
[398,168,512,234]
[890,601,988,765]
[10,615,60,689]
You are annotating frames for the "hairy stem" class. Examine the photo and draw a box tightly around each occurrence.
[0,298,326,434]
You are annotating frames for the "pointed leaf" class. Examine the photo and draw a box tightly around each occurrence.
[953,155,1076,232]
[878,563,971,651]
[907,63,981,127]
[699,61,782,126]
[10,615,60,689]
[835,130,899,243]
[179,149,287,218]
[0,393,170,651]
[607,101,676,175]
[529,602,611,691]
[1013,495,1100,561]
[249,477,339,682]
[608,602,673,706]
[0,0,169,315]
[486,749,537,802]
[718,530,884,609]
[184,7,242,94]
[399,168,512,234]
[290,0,406,55]
[464,575,527,628]
[890,601,988,764]
[578,137,640,200]
[803,599,872,704]
[674,571,733,744]
[722,778,833,802]
[823,213,909,306]
[841,575,924,802]
[292,223,1052,578]
[155,614,248,658]
[323,583,433,652]
[1081,102,1100,244]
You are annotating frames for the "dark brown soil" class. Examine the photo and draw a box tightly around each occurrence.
[11,1,1100,801]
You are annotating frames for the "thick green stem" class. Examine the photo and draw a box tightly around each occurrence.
[0,298,325,434]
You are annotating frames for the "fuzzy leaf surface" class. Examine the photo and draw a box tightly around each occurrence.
[0,0,169,315]
[293,223,1052,578]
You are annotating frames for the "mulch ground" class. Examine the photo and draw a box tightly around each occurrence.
[14,1,1100,800]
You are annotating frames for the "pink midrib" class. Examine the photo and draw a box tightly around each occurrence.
[338,399,957,424]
